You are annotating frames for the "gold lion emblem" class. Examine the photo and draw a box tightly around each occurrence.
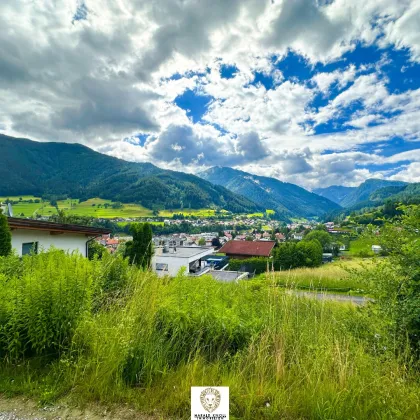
[200,387,221,413]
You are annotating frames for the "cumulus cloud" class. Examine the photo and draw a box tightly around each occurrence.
[1,0,420,189]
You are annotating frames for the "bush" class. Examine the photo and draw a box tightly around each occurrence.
[229,257,269,274]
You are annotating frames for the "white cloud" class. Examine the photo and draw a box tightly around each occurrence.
[1,0,420,189]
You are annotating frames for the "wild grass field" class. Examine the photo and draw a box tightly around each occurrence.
[0,251,419,419]
[264,259,371,293]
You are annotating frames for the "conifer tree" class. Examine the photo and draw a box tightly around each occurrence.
[125,222,153,268]
[0,210,12,257]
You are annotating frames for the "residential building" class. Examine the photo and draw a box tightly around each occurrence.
[152,246,214,277]
[372,245,382,254]
[8,217,111,257]
[218,240,276,259]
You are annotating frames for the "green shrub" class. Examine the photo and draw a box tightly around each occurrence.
[228,257,268,274]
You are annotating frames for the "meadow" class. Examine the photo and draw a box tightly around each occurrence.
[1,196,222,219]
[0,251,419,419]
[264,259,370,293]
[348,236,378,257]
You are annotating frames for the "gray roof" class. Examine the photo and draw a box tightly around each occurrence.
[156,246,213,258]
[208,270,248,282]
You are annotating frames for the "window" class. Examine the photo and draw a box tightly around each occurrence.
[155,263,168,271]
[22,242,38,256]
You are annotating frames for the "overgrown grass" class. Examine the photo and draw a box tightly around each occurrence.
[263,259,371,293]
[0,252,419,418]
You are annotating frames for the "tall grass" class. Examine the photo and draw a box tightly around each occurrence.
[0,252,419,418]
[264,259,371,293]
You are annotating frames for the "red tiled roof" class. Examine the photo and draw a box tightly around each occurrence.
[219,240,275,257]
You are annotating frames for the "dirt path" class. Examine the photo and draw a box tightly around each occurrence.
[0,396,166,420]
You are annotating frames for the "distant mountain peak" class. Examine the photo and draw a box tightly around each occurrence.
[198,166,340,221]
[314,178,408,207]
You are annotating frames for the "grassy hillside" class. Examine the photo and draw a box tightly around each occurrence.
[199,166,340,220]
[0,135,260,214]
[339,179,407,207]
[3,196,233,219]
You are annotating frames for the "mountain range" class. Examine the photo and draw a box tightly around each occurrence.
[314,179,408,207]
[2,134,418,221]
[0,135,260,214]
[198,166,340,219]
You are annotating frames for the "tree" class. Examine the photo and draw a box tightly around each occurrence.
[0,210,12,256]
[211,237,221,248]
[88,240,106,260]
[303,230,332,251]
[198,237,206,246]
[358,205,420,355]
[125,223,153,269]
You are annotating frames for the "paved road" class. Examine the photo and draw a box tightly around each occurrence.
[292,291,372,305]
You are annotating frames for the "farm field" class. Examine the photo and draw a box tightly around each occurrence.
[1,196,233,219]
[247,209,276,218]
[159,208,217,217]
[57,198,153,218]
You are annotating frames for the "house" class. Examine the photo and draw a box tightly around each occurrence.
[201,255,229,270]
[152,246,214,277]
[292,233,304,241]
[218,240,276,259]
[105,238,119,253]
[275,232,285,242]
[322,253,333,263]
[7,217,111,257]
[372,245,382,254]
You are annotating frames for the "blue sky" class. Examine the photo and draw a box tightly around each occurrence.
[1,0,420,189]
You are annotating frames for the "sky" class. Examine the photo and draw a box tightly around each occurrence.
[1,0,420,190]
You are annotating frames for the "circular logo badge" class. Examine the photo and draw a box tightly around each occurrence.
[200,387,221,413]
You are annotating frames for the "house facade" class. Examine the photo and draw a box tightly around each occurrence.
[8,218,111,257]
[152,246,214,277]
